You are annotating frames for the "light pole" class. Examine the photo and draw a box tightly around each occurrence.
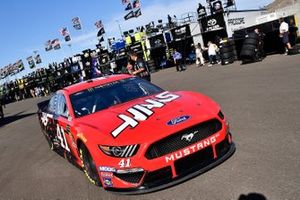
[116,20,123,38]
[67,43,74,57]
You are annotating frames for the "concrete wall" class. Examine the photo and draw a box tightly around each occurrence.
[189,22,204,47]
[268,3,300,29]
[224,10,266,37]
[224,3,300,37]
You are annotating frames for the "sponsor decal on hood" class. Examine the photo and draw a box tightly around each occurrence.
[167,115,190,126]
[111,91,180,138]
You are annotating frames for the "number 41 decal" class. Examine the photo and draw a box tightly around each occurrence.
[57,124,70,152]
[118,158,130,168]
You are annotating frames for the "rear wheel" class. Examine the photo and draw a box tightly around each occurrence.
[79,144,102,186]
[42,129,57,151]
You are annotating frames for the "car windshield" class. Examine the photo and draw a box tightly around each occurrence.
[70,77,164,118]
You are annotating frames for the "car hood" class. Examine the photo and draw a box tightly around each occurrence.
[75,91,220,145]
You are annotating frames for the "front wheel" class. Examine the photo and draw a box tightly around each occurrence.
[79,144,102,186]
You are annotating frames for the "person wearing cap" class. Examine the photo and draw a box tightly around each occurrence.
[128,52,151,81]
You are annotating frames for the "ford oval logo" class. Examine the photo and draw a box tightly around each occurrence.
[167,115,190,126]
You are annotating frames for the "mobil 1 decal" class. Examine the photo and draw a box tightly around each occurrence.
[111,92,180,138]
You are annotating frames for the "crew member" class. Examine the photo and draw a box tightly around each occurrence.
[254,28,266,59]
[289,18,299,47]
[172,49,186,72]
[128,52,151,81]
[91,54,102,78]
[195,44,205,67]
[279,18,292,54]
[204,41,219,66]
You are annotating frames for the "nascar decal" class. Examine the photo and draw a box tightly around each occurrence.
[111,92,180,138]
[165,135,218,163]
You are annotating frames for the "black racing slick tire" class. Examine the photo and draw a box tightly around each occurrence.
[221,52,234,60]
[220,45,234,54]
[244,38,258,46]
[79,144,102,186]
[45,135,54,150]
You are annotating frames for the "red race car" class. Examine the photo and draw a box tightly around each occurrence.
[37,74,235,194]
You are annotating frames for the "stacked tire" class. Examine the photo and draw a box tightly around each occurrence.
[219,40,236,65]
[146,59,156,73]
[240,33,259,63]
[288,44,300,55]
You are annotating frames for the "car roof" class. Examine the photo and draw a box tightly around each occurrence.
[62,74,133,95]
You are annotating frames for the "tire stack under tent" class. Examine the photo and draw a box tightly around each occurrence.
[240,33,259,64]
[219,40,237,65]
[288,44,300,55]
[146,59,157,73]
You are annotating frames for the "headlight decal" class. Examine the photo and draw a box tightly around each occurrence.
[126,144,138,157]
[99,144,139,158]
[120,145,130,157]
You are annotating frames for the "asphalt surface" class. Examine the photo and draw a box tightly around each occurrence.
[0,54,300,200]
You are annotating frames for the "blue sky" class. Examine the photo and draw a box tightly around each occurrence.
[0,0,273,81]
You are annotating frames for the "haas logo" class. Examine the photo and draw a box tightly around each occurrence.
[111,92,180,138]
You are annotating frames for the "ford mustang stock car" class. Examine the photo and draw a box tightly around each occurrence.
[37,74,235,194]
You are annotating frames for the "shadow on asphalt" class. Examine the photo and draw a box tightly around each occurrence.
[0,112,36,127]
[238,193,267,200]
[52,147,83,171]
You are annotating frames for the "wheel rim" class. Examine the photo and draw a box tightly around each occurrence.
[80,145,101,186]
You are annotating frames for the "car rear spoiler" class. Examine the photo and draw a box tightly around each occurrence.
[37,99,50,113]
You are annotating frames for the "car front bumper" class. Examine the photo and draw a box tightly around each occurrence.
[104,134,235,194]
